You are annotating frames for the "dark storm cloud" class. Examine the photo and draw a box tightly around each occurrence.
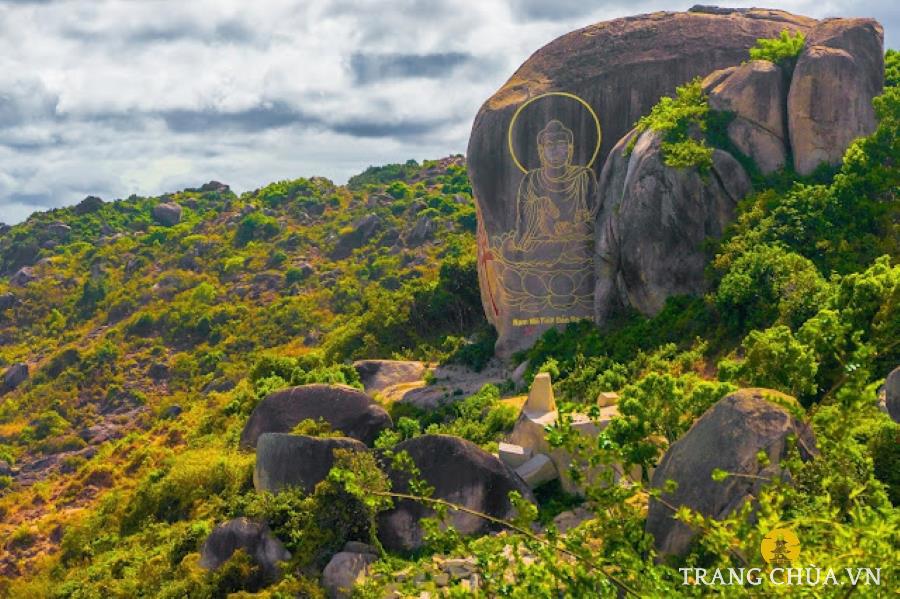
[0,136,62,151]
[61,17,259,45]
[0,79,59,128]
[350,52,473,83]
[160,102,451,141]
[331,116,452,139]
[7,191,53,208]
[128,21,257,44]
[160,102,310,133]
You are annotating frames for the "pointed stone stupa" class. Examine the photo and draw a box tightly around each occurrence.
[524,372,556,414]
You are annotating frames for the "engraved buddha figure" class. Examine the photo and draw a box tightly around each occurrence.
[505,119,599,264]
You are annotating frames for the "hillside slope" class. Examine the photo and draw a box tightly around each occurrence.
[0,46,896,599]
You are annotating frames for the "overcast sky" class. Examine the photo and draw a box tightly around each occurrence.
[0,0,895,224]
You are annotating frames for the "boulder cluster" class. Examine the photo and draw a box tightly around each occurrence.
[467,9,884,355]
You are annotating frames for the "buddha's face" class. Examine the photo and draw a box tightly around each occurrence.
[539,136,572,168]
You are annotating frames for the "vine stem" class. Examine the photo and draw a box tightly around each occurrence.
[367,489,641,597]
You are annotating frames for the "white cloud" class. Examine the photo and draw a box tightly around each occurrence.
[0,0,895,224]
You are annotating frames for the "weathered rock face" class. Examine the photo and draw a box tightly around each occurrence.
[3,363,29,391]
[704,60,788,174]
[468,8,814,356]
[594,130,751,324]
[646,389,816,558]
[199,518,290,587]
[788,18,884,175]
[377,434,536,551]
[330,214,381,259]
[152,202,183,226]
[403,215,435,247]
[74,195,104,214]
[9,267,37,287]
[353,360,426,395]
[886,366,900,423]
[46,221,72,238]
[254,433,366,493]
[322,543,378,599]
[0,293,15,311]
[239,384,392,449]
[199,180,230,193]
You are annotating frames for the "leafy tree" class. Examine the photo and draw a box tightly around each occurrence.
[718,325,819,401]
[715,243,827,332]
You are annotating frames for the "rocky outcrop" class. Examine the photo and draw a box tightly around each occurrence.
[468,8,814,356]
[152,202,183,226]
[468,9,885,356]
[594,130,751,324]
[646,388,816,558]
[788,19,884,175]
[330,214,381,259]
[9,267,37,287]
[377,434,535,551]
[353,360,426,395]
[239,384,392,448]
[199,181,230,193]
[74,195,104,214]
[403,216,435,247]
[253,433,366,494]
[46,222,72,238]
[704,60,788,174]
[322,542,379,599]
[3,363,28,392]
[199,518,290,587]
[0,293,15,311]
[886,366,900,423]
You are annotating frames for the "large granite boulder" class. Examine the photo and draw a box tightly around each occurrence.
[254,433,367,493]
[594,129,751,324]
[646,388,816,558]
[885,366,900,423]
[330,214,381,259]
[152,202,183,226]
[46,221,72,238]
[322,543,379,599]
[199,518,290,587]
[9,267,37,287]
[74,195,104,214]
[788,18,884,175]
[353,360,426,395]
[704,60,788,174]
[3,363,28,391]
[468,8,814,356]
[239,384,392,449]
[0,293,15,311]
[377,434,536,551]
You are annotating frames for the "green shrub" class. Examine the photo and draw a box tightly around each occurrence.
[606,373,735,479]
[347,159,420,189]
[715,244,828,332]
[121,449,253,533]
[235,212,279,246]
[749,29,806,68]
[632,78,713,171]
[718,325,819,401]
[870,421,900,505]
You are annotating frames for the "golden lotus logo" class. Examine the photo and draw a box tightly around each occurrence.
[760,528,800,567]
